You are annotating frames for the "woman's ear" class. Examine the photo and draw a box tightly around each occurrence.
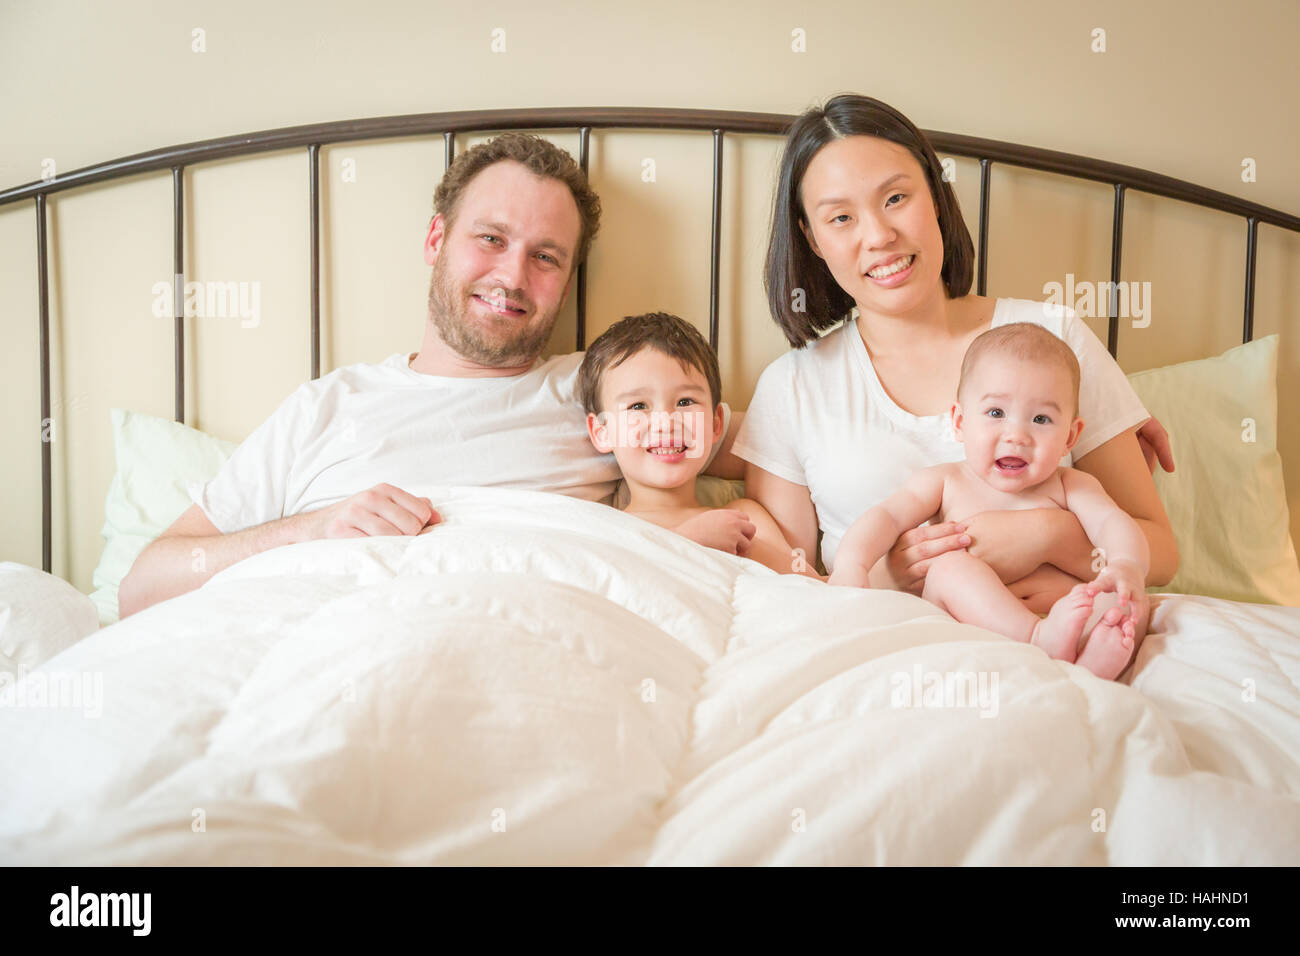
[798,218,824,260]
[587,411,613,454]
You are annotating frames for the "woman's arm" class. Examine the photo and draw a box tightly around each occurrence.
[703,410,747,479]
[1073,426,1178,586]
[742,461,819,562]
[726,498,824,579]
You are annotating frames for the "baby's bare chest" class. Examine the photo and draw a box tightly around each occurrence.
[938,472,1066,524]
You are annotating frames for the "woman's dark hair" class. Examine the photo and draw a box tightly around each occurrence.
[765,93,975,347]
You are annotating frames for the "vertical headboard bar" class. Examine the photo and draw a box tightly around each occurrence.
[172,167,185,423]
[1243,216,1258,344]
[708,129,723,352]
[576,126,590,351]
[977,159,991,296]
[308,144,321,379]
[35,193,52,574]
[1108,183,1127,359]
[444,131,455,170]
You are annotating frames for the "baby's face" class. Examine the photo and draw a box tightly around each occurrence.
[952,354,1084,493]
[586,347,723,490]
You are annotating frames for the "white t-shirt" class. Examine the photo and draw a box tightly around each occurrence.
[732,298,1150,572]
[192,350,730,534]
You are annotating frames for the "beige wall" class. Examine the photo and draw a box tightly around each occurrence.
[1,0,1297,591]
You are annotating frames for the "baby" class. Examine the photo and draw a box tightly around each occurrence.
[579,312,822,579]
[829,322,1149,680]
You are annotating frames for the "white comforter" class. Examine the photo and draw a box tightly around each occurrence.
[2,487,1298,864]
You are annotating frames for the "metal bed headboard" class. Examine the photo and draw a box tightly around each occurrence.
[3,106,1299,575]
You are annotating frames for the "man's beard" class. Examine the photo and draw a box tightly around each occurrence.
[426,256,557,368]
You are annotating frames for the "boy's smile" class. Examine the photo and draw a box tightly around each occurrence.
[587,346,723,490]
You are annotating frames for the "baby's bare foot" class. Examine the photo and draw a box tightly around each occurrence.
[1075,604,1136,681]
[1030,583,1094,663]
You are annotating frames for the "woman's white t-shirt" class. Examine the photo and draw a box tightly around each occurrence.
[732,298,1150,572]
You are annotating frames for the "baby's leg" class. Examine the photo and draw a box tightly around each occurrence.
[922,551,1093,661]
[1075,590,1151,681]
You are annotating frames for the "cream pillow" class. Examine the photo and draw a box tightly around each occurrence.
[0,562,101,676]
[90,409,236,625]
[1127,335,1300,605]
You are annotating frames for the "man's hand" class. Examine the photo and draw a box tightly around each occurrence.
[1136,416,1175,475]
[675,510,756,556]
[306,483,440,539]
[963,509,1064,584]
[880,521,970,594]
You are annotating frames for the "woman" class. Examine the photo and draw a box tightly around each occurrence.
[733,94,1177,620]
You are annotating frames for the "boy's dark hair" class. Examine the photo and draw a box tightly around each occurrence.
[433,132,602,270]
[765,93,975,347]
[578,312,722,415]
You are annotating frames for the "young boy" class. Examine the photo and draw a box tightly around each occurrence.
[579,312,822,579]
[829,323,1150,680]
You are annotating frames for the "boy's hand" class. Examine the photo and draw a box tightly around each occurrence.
[1088,558,1147,627]
[675,510,756,556]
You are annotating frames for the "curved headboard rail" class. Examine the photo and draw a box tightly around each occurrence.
[3,106,1298,574]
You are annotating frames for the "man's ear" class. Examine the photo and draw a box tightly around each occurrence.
[1064,416,1085,452]
[798,218,824,260]
[950,401,964,441]
[586,411,613,454]
[424,214,446,266]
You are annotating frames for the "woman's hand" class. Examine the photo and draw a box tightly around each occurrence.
[1136,416,1175,475]
[880,521,971,594]
[962,510,1064,583]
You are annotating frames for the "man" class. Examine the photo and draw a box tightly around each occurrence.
[118,133,747,617]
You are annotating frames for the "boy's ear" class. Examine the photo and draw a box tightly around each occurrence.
[1064,416,1085,452]
[712,402,725,443]
[586,411,613,454]
[950,401,964,441]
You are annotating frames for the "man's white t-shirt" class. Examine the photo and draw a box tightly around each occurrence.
[192,350,730,534]
[731,298,1150,572]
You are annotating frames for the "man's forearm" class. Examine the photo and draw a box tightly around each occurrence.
[118,512,312,619]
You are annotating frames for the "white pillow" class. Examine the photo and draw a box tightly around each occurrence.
[90,409,237,625]
[1127,335,1300,605]
[0,562,100,676]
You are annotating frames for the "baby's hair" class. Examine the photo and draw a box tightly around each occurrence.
[957,322,1081,415]
[578,312,722,415]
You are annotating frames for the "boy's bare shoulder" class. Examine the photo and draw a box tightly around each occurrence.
[911,461,962,489]
[1060,466,1104,494]
[724,497,774,522]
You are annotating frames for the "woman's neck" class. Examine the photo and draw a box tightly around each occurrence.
[624,477,702,515]
[856,291,973,356]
